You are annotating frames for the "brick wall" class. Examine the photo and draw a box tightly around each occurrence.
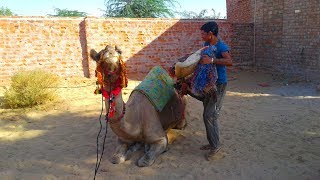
[0,17,86,83]
[1,17,253,84]
[227,0,320,78]
[230,23,254,64]
[1,1,318,84]
[254,0,320,77]
[227,0,254,23]
[85,18,236,77]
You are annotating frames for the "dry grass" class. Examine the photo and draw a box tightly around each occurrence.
[3,70,60,108]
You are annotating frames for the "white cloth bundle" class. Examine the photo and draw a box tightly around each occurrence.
[174,48,203,78]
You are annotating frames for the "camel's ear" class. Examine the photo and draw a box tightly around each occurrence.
[115,45,122,55]
[90,49,99,61]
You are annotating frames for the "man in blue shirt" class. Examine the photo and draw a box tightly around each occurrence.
[184,21,232,161]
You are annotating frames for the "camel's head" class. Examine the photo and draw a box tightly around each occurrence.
[90,45,123,73]
[90,45,128,88]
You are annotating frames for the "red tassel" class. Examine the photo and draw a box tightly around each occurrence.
[108,101,116,118]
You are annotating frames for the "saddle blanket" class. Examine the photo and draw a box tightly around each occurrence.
[132,66,175,112]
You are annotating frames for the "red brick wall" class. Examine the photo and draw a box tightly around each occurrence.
[85,18,234,77]
[254,0,320,77]
[227,0,254,23]
[0,17,86,83]
[230,23,254,64]
[1,2,318,84]
[227,0,320,78]
[2,17,251,84]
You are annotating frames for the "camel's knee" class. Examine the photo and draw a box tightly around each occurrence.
[111,143,129,164]
[137,137,168,167]
[156,136,168,148]
[146,137,168,154]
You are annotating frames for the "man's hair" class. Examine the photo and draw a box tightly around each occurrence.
[200,21,219,36]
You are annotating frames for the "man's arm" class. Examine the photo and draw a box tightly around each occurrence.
[200,52,232,66]
[213,51,232,66]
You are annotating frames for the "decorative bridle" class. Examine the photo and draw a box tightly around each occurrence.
[95,49,128,122]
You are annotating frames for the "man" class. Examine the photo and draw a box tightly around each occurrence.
[184,21,232,160]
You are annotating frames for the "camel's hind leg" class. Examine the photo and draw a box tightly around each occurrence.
[137,136,168,167]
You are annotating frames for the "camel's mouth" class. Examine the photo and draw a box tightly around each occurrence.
[101,60,119,74]
[102,49,120,64]
[99,48,121,74]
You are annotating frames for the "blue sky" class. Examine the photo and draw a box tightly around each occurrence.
[0,0,226,18]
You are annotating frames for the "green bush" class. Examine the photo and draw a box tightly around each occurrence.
[4,70,60,108]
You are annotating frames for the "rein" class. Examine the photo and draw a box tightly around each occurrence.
[93,48,128,180]
[102,88,126,122]
[93,65,126,180]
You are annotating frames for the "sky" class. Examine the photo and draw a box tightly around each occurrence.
[0,0,226,18]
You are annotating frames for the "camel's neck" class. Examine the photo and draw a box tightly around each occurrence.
[105,91,126,137]
[103,77,120,92]
[105,91,124,120]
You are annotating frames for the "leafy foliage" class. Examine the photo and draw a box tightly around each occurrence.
[104,0,178,18]
[179,8,224,19]
[4,70,60,108]
[0,6,15,16]
[48,8,87,17]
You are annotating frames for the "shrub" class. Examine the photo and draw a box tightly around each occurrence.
[4,70,60,108]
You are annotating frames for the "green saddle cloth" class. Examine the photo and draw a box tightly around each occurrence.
[133,66,175,112]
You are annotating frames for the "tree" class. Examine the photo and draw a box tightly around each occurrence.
[179,8,224,19]
[0,6,15,16]
[104,0,178,18]
[48,8,87,17]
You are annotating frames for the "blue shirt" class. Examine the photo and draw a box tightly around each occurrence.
[204,40,230,84]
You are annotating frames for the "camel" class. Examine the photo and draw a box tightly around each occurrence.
[90,45,186,167]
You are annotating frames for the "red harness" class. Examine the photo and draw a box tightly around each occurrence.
[95,58,128,122]
[100,77,125,121]
[101,86,122,99]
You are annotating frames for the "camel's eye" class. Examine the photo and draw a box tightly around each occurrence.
[106,52,113,57]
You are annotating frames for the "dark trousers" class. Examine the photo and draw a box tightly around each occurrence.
[202,83,227,149]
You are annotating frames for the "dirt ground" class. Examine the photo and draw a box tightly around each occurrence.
[0,68,319,180]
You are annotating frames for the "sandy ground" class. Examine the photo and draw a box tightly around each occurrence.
[0,68,319,180]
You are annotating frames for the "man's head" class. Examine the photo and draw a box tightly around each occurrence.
[200,21,219,43]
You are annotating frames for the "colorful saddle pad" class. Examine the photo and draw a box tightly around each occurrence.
[132,66,175,112]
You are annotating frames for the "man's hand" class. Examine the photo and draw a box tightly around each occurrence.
[168,65,175,77]
[199,55,213,64]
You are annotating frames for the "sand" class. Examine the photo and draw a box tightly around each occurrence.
[0,68,319,180]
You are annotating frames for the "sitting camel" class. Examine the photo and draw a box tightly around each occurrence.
[90,45,186,167]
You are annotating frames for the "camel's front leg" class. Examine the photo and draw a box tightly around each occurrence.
[111,140,130,164]
[137,136,168,167]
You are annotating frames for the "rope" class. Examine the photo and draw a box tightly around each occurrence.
[93,95,104,180]
[92,48,128,179]
[93,76,111,180]
[45,84,94,89]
